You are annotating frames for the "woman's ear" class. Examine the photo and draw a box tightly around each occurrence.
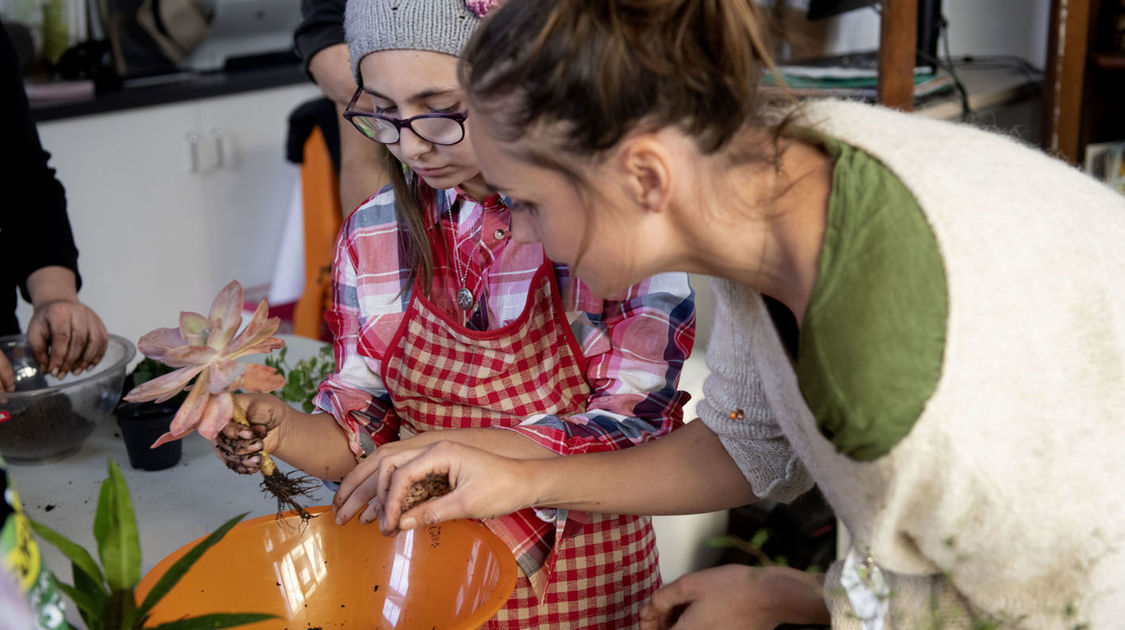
[619,135,673,215]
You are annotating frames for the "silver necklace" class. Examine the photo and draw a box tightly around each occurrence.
[448,209,484,311]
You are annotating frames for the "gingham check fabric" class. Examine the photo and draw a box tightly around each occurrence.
[382,261,591,601]
[382,265,591,431]
[312,182,694,623]
[487,513,661,629]
[315,183,695,461]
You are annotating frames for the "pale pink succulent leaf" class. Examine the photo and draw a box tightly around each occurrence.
[162,345,219,368]
[136,327,187,362]
[149,431,178,449]
[132,279,288,445]
[207,359,243,393]
[208,281,244,342]
[209,281,243,322]
[234,363,285,393]
[167,370,211,437]
[207,312,242,351]
[178,312,211,346]
[123,365,205,403]
[197,392,235,441]
[225,300,282,358]
[227,334,284,362]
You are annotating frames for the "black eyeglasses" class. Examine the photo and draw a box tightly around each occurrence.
[342,86,469,146]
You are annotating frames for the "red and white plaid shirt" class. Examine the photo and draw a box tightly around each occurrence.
[315,184,695,462]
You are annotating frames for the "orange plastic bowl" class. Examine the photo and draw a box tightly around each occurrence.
[136,506,518,629]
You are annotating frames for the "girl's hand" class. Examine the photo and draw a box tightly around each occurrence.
[640,565,829,630]
[332,440,533,534]
[213,393,290,474]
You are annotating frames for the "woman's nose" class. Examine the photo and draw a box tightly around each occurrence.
[398,127,432,161]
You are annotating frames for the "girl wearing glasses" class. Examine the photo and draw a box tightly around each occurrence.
[214,1,694,627]
[334,0,1125,628]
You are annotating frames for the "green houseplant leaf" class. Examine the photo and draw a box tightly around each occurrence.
[135,513,248,620]
[30,460,275,630]
[93,461,141,592]
[73,563,110,630]
[265,344,334,413]
[145,613,277,630]
[27,518,106,590]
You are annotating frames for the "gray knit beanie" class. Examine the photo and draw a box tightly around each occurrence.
[345,0,484,83]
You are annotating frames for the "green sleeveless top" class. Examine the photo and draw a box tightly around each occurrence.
[795,135,948,462]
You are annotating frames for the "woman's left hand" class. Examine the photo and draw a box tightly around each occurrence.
[26,299,108,377]
[640,565,829,630]
[332,439,534,534]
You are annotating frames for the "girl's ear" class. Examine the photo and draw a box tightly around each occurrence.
[619,135,673,215]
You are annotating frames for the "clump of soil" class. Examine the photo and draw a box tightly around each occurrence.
[401,473,451,513]
[0,395,90,459]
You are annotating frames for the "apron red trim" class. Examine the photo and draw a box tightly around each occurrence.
[380,251,589,382]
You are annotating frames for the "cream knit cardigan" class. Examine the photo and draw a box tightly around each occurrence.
[698,100,1125,628]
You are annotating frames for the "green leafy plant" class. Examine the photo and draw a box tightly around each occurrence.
[28,460,274,630]
[263,344,335,413]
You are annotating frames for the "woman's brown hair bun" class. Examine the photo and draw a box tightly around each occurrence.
[463,0,780,157]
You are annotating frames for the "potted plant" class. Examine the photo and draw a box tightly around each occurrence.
[28,460,273,630]
[114,359,186,471]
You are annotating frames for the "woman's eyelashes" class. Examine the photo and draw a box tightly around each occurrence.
[372,102,462,115]
[510,199,539,216]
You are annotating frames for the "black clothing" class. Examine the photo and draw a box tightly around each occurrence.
[293,0,347,77]
[0,22,82,336]
[287,97,342,174]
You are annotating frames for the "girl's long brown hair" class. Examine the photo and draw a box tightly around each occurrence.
[462,0,785,164]
[385,144,436,295]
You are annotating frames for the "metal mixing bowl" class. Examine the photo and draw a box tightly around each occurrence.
[0,334,135,463]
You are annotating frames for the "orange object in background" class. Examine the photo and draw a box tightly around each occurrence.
[137,506,518,630]
[293,126,342,342]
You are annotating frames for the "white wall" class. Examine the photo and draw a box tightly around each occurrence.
[797,0,1053,67]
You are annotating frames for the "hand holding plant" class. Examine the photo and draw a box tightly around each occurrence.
[122,281,317,520]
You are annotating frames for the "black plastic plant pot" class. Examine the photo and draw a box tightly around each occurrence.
[115,400,183,471]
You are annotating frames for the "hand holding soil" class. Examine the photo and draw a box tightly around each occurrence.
[332,439,534,534]
[399,473,453,513]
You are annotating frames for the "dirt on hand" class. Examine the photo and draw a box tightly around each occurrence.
[400,473,452,513]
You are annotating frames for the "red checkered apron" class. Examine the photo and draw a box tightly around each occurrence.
[381,243,661,628]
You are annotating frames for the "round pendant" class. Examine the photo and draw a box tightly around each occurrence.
[456,287,475,310]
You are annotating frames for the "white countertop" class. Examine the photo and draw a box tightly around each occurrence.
[7,409,334,575]
[7,335,335,627]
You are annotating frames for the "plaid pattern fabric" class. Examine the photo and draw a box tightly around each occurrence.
[382,261,592,600]
[315,184,695,459]
[486,513,661,629]
[382,266,591,431]
[312,182,693,621]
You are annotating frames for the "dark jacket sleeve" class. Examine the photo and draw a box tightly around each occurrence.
[0,21,81,333]
[293,0,347,76]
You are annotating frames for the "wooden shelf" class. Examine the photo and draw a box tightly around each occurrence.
[1042,0,1125,164]
[1090,51,1125,70]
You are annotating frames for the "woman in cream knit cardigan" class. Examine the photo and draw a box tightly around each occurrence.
[331,1,1125,628]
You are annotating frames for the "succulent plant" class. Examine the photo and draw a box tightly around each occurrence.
[123,281,317,521]
[123,281,284,447]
